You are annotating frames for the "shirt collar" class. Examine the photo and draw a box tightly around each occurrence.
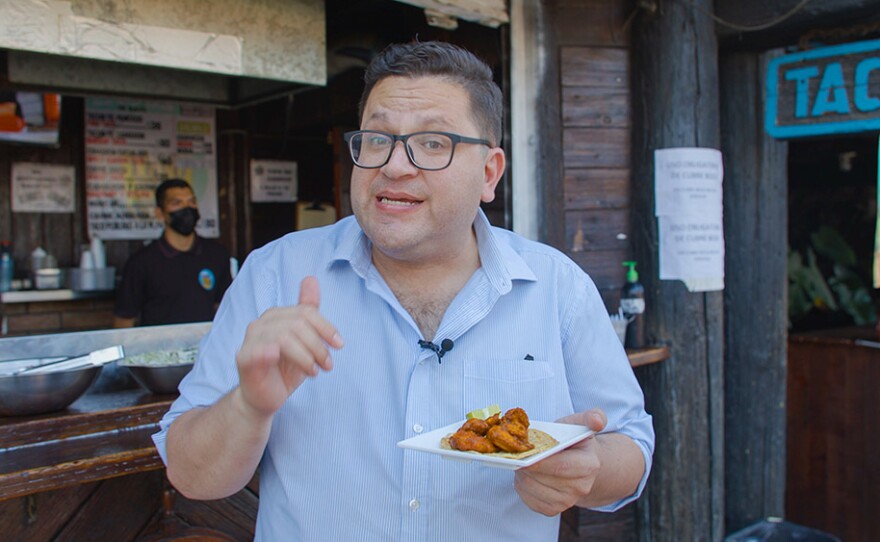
[329,210,537,293]
[157,234,201,258]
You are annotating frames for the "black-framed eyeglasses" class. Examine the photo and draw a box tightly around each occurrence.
[343,130,492,171]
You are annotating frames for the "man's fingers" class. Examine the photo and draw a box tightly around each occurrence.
[515,470,577,516]
[556,408,607,432]
[586,409,607,432]
[279,323,334,372]
[298,275,321,308]
[296,276,343,349]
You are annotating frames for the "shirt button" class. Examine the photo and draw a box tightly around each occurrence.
[413,424,423,434]
[409,499,420,511]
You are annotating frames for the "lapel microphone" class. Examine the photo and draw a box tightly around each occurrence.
[418,338,455,364]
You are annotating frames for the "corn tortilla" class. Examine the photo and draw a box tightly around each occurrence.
[441,428,559,460]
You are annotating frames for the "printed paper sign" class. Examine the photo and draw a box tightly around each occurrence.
[654,148,723,217]
[658,216,725,279]
[655,147,725,292]
[11,162,76,213]
[250,160,298,202]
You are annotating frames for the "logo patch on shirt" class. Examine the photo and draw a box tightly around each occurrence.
[198,269,216,291]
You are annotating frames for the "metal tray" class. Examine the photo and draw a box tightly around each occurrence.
[0,322,211,392]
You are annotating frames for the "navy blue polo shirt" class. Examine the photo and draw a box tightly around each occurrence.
[115,235,232,326]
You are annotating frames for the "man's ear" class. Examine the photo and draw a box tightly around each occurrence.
[154,206,165,221]
[480,147,506,203]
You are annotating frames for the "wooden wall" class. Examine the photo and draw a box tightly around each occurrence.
[561,45,631,310]
[1,296,114,336]
[534,1,633,313]
[537,2,640,540]
[0,97,91,273]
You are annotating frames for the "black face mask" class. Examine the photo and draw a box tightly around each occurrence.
[168,207,200,236]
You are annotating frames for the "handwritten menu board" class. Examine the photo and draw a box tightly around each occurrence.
[84,98,218,240]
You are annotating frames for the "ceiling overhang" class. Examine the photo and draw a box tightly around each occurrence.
[393,0,509,29]
[0,0,326,107]
[715,0,880,51]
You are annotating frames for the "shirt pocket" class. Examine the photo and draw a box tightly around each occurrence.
[462,359,556,422]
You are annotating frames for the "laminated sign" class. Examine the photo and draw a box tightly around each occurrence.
[250,160,298,203]
[655,148,724,292]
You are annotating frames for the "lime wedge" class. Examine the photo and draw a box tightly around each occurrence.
[466,404,501,420]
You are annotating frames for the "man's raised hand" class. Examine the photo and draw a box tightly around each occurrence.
[235,276,344,419]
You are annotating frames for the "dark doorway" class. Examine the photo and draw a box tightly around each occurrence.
[787,133,879,332]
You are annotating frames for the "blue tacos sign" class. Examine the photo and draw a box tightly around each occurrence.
[766,39,880,138]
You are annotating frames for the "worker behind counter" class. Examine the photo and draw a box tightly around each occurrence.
[113,178,232,328]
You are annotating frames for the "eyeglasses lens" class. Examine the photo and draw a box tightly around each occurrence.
[348,132,454,170]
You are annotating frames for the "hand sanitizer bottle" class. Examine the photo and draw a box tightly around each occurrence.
[620,261,646,349]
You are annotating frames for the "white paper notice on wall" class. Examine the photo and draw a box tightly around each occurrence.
[250,160,298,203]
[11,162,76,213]
[654,148,724,292]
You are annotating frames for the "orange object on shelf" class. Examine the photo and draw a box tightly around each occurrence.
[0,102,25,132]
[43,93,61,125]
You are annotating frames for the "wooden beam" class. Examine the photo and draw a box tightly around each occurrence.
[630,0,726,539]
[720,49,789,533]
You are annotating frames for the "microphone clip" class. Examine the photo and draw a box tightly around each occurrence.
[418,338,455,364]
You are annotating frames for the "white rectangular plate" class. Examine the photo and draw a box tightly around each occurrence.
[397,419,594,470]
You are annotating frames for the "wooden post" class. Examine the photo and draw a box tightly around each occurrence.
[720,50,788,532]
[630,1,725,540]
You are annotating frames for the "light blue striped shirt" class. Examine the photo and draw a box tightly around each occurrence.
[153,210,654,542]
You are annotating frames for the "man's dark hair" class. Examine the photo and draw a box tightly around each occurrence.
[358,41,503,146]
[155,178,193,208]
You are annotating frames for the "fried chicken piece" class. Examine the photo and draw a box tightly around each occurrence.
[502,420,529,442]
[487,425,534,453]
[449,430,499,453]
[484,407,534,453]
[503,407,529,428]
[501,407,530,441]
[460,418,490,436]
[486,413,501,426]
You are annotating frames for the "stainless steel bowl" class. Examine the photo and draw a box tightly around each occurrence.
[126,364,192,395]
[0,365,102,416]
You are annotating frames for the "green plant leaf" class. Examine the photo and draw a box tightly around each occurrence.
[811,226,856,266]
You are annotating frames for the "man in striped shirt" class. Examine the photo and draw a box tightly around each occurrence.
[154,41,654,541]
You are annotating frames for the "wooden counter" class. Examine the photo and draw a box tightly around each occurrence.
[786,330,879,542]
[0,387,259,541]
[0,389,172,501]
[0,289,114,304]
[0,346,670,503]
[0,289,115,337]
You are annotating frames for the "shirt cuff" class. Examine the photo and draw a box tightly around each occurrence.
[587,438,653,513]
